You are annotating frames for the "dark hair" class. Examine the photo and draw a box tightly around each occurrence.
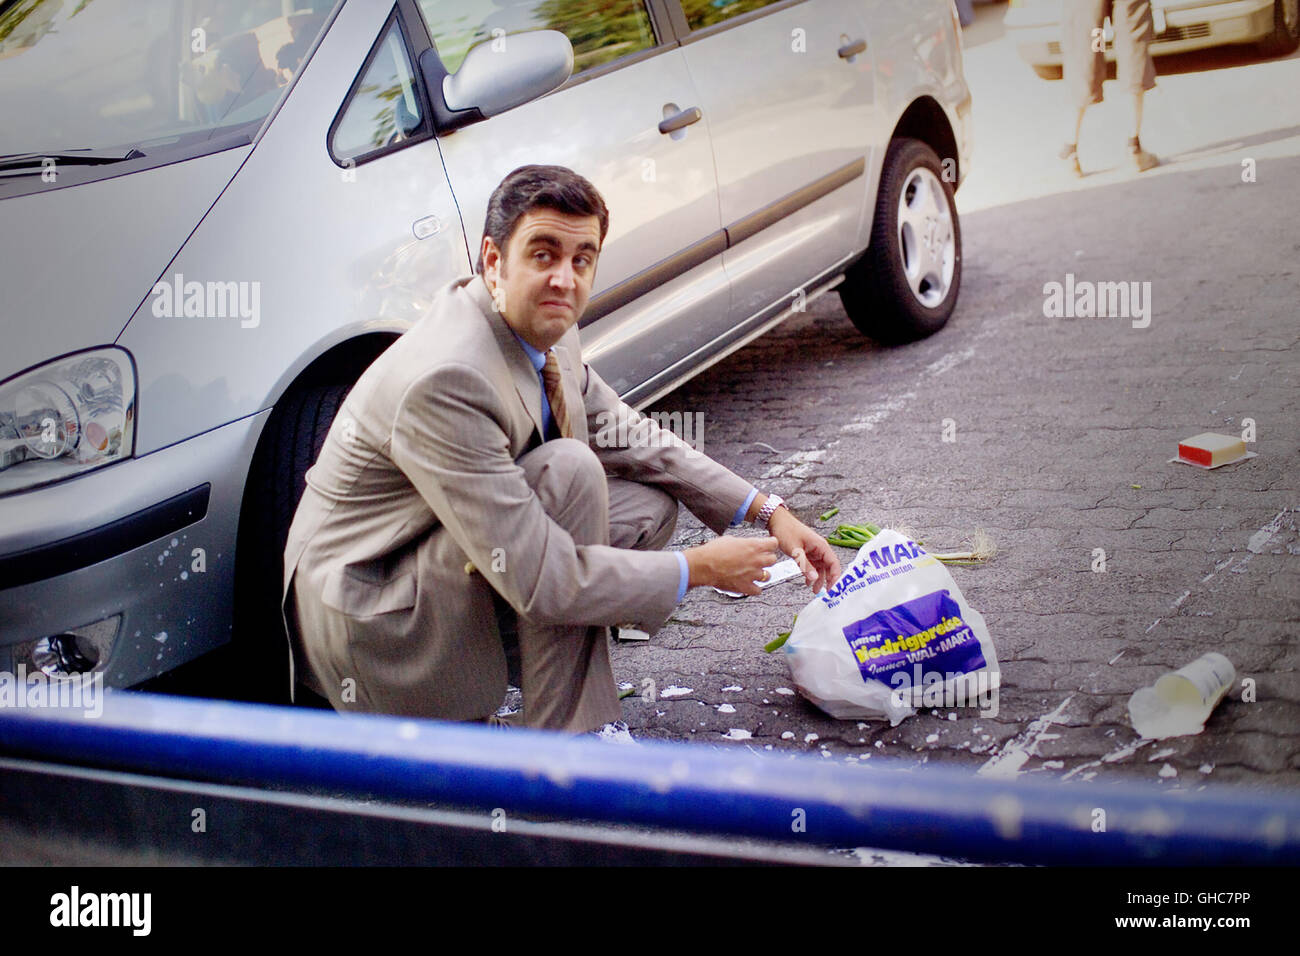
[476,165,609,273]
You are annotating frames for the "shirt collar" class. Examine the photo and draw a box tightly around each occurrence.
[509,327,548,372]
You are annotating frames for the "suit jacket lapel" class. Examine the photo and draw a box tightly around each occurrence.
[466,276,547,443]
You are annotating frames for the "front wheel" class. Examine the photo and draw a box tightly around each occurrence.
[231,382,351,703]
[839,138,962,344]
[1257,0,1299,56]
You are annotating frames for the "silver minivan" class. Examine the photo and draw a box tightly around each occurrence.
[0,0,971,700]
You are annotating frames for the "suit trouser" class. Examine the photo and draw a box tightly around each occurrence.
[289,438,679,732]
[501,438,679,732]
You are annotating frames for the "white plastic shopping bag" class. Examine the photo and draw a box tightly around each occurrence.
[783,529,1000,724]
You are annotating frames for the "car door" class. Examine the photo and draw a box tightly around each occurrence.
[410,0,730,400]
[667,0,878,327]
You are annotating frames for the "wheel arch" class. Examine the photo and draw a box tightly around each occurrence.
[238,331,399,499]
[888,95,962,190]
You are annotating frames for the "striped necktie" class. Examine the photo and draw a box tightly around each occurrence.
[540,351,572,441]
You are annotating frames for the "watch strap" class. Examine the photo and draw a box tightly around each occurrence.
[755,493,785,530]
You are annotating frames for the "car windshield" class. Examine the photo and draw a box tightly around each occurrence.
[0,0,337,158]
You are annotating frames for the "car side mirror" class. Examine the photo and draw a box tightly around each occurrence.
[440,30,572,120]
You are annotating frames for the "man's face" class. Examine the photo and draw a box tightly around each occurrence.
[481,208,601,351]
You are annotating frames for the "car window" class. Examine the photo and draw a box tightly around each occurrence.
[0,0,336,158]
[414,0,657,76]
[331,15,425,164]
[680,0,786,32]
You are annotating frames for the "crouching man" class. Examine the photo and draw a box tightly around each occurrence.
[282,165,840,733]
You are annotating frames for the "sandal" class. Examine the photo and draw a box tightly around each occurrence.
[1059,142,1083,178]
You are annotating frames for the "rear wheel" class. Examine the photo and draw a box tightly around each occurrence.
[231,382,350,703]
[1257,0,1299,56]
[839,137,962,344]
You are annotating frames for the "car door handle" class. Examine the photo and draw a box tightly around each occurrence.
[838,38,866,59]
[658,107,702,135]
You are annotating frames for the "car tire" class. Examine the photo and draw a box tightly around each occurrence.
[1033,63,1063,80]
[1257,0,1300,56]
[231,381,350,703]
[839,137,962,344]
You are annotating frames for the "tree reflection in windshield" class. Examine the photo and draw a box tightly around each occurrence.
[0,0,333,156]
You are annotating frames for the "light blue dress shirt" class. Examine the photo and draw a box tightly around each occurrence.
[510,330,554,439]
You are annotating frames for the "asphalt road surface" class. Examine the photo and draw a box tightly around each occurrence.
[619,4,1300,792]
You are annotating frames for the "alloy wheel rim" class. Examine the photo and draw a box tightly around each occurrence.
[896,167,956,309]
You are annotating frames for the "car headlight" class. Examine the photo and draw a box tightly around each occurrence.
[0,347,136,495]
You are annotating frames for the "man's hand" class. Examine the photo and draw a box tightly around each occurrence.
[685,535,780,596]
[768,509,842,591]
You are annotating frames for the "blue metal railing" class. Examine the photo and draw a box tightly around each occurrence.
[0,689,1296,865]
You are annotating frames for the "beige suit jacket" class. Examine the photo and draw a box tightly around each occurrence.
[281,274,754,718]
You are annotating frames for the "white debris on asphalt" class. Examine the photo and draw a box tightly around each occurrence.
[1247,509,1288,553]
[979,695,1075,779]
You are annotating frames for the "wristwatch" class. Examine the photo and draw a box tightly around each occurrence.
[754,493,786,531]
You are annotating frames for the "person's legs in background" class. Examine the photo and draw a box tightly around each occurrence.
[1060,0,1109,176]
[1116,0,1160,170]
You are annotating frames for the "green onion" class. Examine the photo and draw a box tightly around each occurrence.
[928,529,997,564]
[763,612,798,653]
[818,507,840,522]
[823,519,996,565]
[764,631,792,653]
[828,522,878,548]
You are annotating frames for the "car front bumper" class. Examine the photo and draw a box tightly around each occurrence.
[0,411,269,687]
[1010,0,1277,67]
